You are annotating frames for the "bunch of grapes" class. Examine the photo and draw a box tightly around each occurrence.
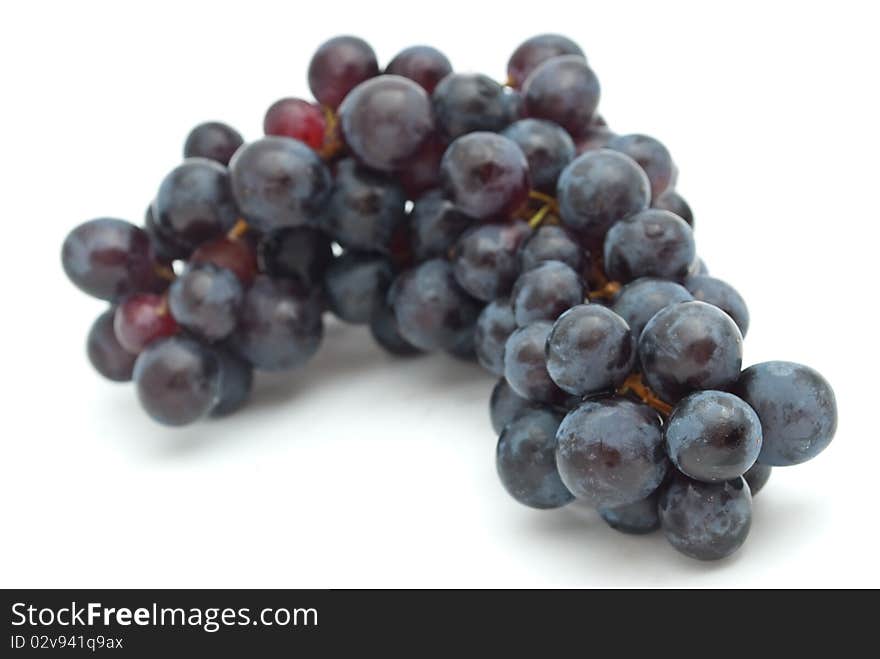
[62,34,837,562]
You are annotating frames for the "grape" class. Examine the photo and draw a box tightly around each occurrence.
[183,121,243,166]
[599,489,662,535]
[440,132,531,220]
[502,88,523,123]
[229,137,332,232]
[62,218,165,301]
[501,119,575,193]
[511,260,584,326]
[447,327,478,362]
[743,463,771,495]
[307,35,379,110]
[503,321,567,405]
[653,189,693,228]
[257,226,332,287]
[557,150,650,250]
[555,399,668,507]
[658,474,752,561]
[611,278,694,340]
[369,302,422,357]
[665,391,762,482]
[689,257,709,277]
[338,75,434,172]
[684,275,750,337]
[607,134,674,201]
[732,361,837,466]
[323,252,393,324]
[169,263,244,342]
[432,73,510,139]
[603,208,696,283]
[490,378,540,434]
[451,220,531,301]
[232,275,323,371]
[389,259,481,352]
[639,301,743,403]
[409,191,473,261]
[496,409,574,509]
[190,236,258,286]
[397,133,448,199]
[385,45,453,94]
[86,308,136,382]
[321,159,406,254]
[134,336,220,426]
[263,98,326,152]
[506,33,584,89]
[545,304,636,396]
[211,347,253,417]
[522,55,600,138]
[518,225,588,274]
[153,158,239,251]
[474,299,516,376]
[145,204,189,262]
[575,122,616,154]
[113,293,178,353]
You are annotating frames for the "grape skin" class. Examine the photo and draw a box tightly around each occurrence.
[607,134,674,201]
[502,118,576,193]
[433,73,511,139]
[169,263,244,342]
[114,293,178,354]
[308,35,379,110]
[490,378,540,434]
[211,347,253,417]
[191,236,258,286]
[511,260,584,326]
[263,98,326,152]
[409,191,473,262]
[599,489,662,535]
[87,308,137,382]
[257,227,332,287]
[323,252,393,325]
[369,302,422,357]
[518,225,588,275]
[653,189,693,228]
[603,208,696,283]
[503,321,567,405]
[183,121,243,166]
[743,463,771,495]
[611,278,694,340]
[522,55,600,139]
[474,299,517,376]
[506,33,585,89]
[452,220,531,301]
[385,45,453,95]
[684,275,750,337]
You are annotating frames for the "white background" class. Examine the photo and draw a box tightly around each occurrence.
[1,0,878,588]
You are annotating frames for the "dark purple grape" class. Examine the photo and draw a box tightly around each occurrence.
[145,204,189,262]
[114,293,178,353]
[229,137,331,232]
[732,361,837,466]
[263,98,327,152]
[169,263,244,342]
[190,236,258,286]
[432,73,511,139]
[389,259,481,351]
[611,278,694,340]
[522,55,600,138]
[743,463,771,495]
[257,226,332,287]
[575,121,616,154]
[323,251,393,324]
[507,34,585,89]
[211,347,253,417]
[452,220,531,301]
[666,391,762,482]
[233,275,323,371]
[474,299,516,376]
[409,190,473,261]
[183,122,243,166]
[608,134,674,201]
[556,399,668,507]
[308,35,379,110]
[385,45,453,94]
[518,225,588,274]
[684,275,750,337]
[397,133,448,199]
[134,336,220,426]
[496,409,574,509]
[490,378,540,434]
[502,118,575,192]
[86,308,136,382]
[447,326,478,362]
[599,488,662,535]
[653,189,693,228]
[503,321,567,405]
[338,75,434,172]
[62,218,165,301]
[369,301,422,356]
[603,208,696,283]
[639,301,744,403]
[511,260,584,326]
[440,132,531,220]
[659,474,752,561]
[502,89,523,123]
[545,304,636,396]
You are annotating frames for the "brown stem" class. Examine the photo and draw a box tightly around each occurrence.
[588,280,621,301]
[617,373,673,416]
[154,263,176,282]
[227,218,250,241]
[318,106,344,160]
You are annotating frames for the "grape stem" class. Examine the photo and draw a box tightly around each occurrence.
[588,280,621,300]
[318,107,344,160]
[528,190,559,213]
[154,264,176,282]
[227,218,250,241]
[528,203,554,229]
[617,373,673,416]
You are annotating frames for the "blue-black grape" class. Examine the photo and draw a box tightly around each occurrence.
[114,293,178,354]
[732,361,837,466]
[308,35,379,110]
[496,409,574,509]
[257,226,333,287]
[575,119,616,154]
[490,378,540,434]
[409,190,473,261]
[211,347,253,416]
[611,278,694,340]
[511,260,584,326]
[608,134,674,201]
[183,121,243,166]
[743,463,771,495]
[369,301,422,356]
[474,299,516,376]
[506,34,585,89]
[684,275,750,337]
[433,73,511,139]
[599,488,662,535]
[323,251,393,324]
[452,220,531,301]
[522,55,600,138]
[502,118,575,193]
[397,133,448,199]
[385,45,453,94]
[518,224,588,274]
[603,208,696,283]
[145,204,189,262]
[190,236,258,286]
[87,308,137,382]
[503,321,567,405]
[169,263,244,342]
[653,189,693,228]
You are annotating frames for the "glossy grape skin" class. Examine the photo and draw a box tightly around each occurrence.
[432,73,510,139]
[183,121,243,166]
[666,391,762,483]
[511,260,584,326]
[545,304,636,396]
[338,75,434,172]
[323,252,393,324]
[63,218,165,301]
[490,378,540,434]
[607,134,674,201]
[385,45,452,94]
[732,361,837,466]
[474,299,516,376]
[321,159,406,254]
[659,475,752,561]
[153,158,239,251]
[603,208,696,284]
[263,98,326,152]
[503,321,567,405]
[257,226,332,287]
[599,489,662,535]
[86,308,137,382]
[440,132,531,220]
[145,204,189,262]
[134,336,220,426]
[653,190,693,228]
[369,301,422,356]
[506,34,585,89]
[497,409,574,510]
[307,35,379,110]
[114,294,178,354]
[232,275,323,371]
[639,301,744,403]
[169,263,244,342]
[522,55,600,139]
[190,236,258,286]
[397,133,447,199]
[518,225,587,274]
[556,399,668,507]
[211,348,253,417]
[611,278,694,340]
[451,220,531,301]
[557,150,651,250]
[502,119,575,192]
[389,259,482,352]
[409,191,473,261]
[743,463,772,495]
[684,275,750,337]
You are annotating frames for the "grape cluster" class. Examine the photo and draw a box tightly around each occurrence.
[62,34,838,562]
